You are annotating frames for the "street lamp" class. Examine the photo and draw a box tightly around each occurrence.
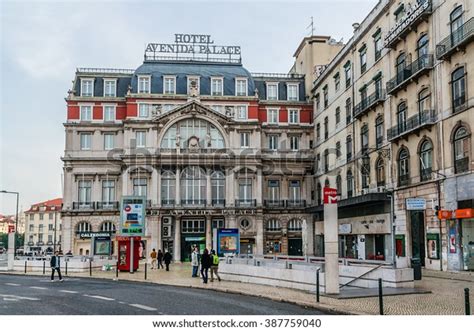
[0,190,19,257]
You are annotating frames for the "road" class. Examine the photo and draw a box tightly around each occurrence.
[0,274,327,315]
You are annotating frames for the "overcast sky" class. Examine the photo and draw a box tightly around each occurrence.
[0,0,377,215]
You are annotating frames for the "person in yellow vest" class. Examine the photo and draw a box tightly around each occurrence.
[210,250,221,282]
[150,248,157,270]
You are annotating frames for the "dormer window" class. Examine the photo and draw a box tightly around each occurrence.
[187,76,200,96]
[138,76,151,94]
[287,84,298,101]
[81,79,94,97]
[163,76,176,94]
[104,79,116,97]
[235,78,248,96]
[266,82,278,100]
[211,77,224,96]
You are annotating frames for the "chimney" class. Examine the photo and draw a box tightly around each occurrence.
[352,23,360,32]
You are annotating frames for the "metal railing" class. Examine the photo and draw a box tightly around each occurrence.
[235,199,257,207]
[453,95,467,113]
[420,168,432,182]
[286,200,307,208]
[212,199,226,207]
[387,54,434,95]
[76,67,135,74]
[436,17,474,60]
[398,174,410,187]
[95,201,119,210]
[181,199,206,206]
[387,109,437,141]
[354,89,386,118]
[161,199,175,206]
[455,157,470,174]
[264,200,285,208]
[72,202,94,210]
[251,72,304,79]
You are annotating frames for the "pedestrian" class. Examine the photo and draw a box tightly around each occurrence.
[191,246,200,277]
[150,248,157,270]
[200,248,211,284]
[157,249,164,269]
[210,249,221,282]
[163,250,172,271]
[50,251,63,282]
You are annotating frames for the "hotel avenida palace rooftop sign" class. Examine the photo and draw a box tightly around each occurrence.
[145,34,241,63]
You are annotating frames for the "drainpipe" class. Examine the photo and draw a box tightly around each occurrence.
[389,191,396,268]
[436,178,444,271]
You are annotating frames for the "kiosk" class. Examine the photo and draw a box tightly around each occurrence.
[117,236,140,272]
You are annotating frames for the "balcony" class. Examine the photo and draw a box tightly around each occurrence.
[455,157,470,174]
[181,199,206,207]
[387,109,437,142]
[72,202,94,210]
[212,199,226,207]
[264,200,285,208]
[453,95,467,113]
[96,201,119,210]
[286,200,307,208]
[161,199,175,207]
[398,174,410,187]
[436,17,474,61]
[353,90,386,119]
[384,0,432,49]
[235,199,257,207]
[386,54,434,95]
[420,168,432,182]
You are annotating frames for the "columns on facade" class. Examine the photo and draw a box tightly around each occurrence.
[63,170,73,209]
[157,170,161,207]
[226,168,235,206]
[174,217,181,262]
[206,169,212,205]
[62,216,73,255]
[175,167,181,205]
[148,216,159,254]
[151,167,158,205]
[256,168,263,206]
[121,168,129,197]
[281,177,289,200]
[304,174,312,204]
[256,215,264,255]
[205,215,212,250]
[303,218,314,256]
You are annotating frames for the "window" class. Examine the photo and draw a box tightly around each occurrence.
[77,222,91,233]
[359,46,367,74]
[417,34,429,60]
[287,84,298,101]
[347,170,353,198]
[289,180,301,202]
[374,77,383,96]
[450,5,464,45]
[316,182,322,205]
[100,222,116,232]
[345,98,352,124]
[29,214,34,221]
[135,131,146,148]
[212,219,225,230]
[138,103,151,118]
[375,115,384,148]
[239,179,252,202]
[102,180,115,203]
[211,171,225,205]
[361,156,370,189]
[266,219,281,232]
[452,67,466,111]
[315,94,320,111]
[396,53,406,84]
[104,79,116,97]
[290,136,299,151]
[344,62,351,87]
[161,118,224,149]
[38,224,44,233]
[47,234,53,242]
[181,166,206,204]
[80,105,92,121]
[103,133,114,150]
[29,224,34,232]
[398,148,410,186]
[324,117,329,139]
[335,107,341,125]
[268,135,278,150]
[161,170,175,204]
[336,174,342,194]
[49,213,53,220]
[288,109,299,124]
[336,141,341,158]
[240,132,250,148]
[103,105,115,122]
[334,73,340,91]
[360,86,367,105]
[316,153,321,172]
[236,105,247,120]
[211,77,223,96]
[397,102,407,133]
[418,88,431,114]
[323,85,328,108]
[395,4,405,22]
[236,78,247,96]
[266,83,278,100]
[138,76,150,93]
[182,220,205,233]
[163,76,176,94]
[374,31,382,61]
[420,140,433,181]
[346,135,353,161]
[288,219,302,231]
[187,77,200,95]
[323,149,329,172]
[361,124,369,153]
[267,180,280,202]
[316,123,321,141]
[81,79,94,97]
[376,157,385,186]
[454,126,470,174]
[133,178,147,196]
[267,108,279,124]
[39,214,44,221]
[78,180,92,206]
[80,133,92,150]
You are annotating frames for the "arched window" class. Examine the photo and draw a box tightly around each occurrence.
[375,115,384,148]
[345,97,352,124]
[161,170,176,205]
[181,166,206,205]
[417,34,429,59]
[452,67,466,111]
[347,170,353,198]
[454,127,470,173]
[420,140,433,181]
[266,219,282,232]
[397,102,407,133]
[418,88,431,115]
[361,124,369,153]
[376,157,385,187]
[450,6,464,44]
[398,148,410,186]
[346,135,353,160]
[161,119,224,149]
[336,173,342,194]
[396,53,406,83]
[100,221,116,233]
[211,170,225,205]
[77,222,91,233]
[361,155,370,189]
[288,219,302,232]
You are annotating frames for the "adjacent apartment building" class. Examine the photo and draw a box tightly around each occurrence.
[310,0,473,271]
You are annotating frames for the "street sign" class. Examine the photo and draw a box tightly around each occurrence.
[406,198,426,210]
[323,187,338,204]
[120,196,146,236]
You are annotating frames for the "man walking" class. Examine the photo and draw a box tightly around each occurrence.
[157,249,164,269]
[163,250,172,271]
[50,251,63,282]
[210,249,221,282]
[150,248,157,270]
[191,246,200,277]
[200,249,211,284]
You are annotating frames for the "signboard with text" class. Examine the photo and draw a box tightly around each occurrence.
[120,196,146,236]
[406,198,426,210]
[323,187,338,204]
[217,228,240,256]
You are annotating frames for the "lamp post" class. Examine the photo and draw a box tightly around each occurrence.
[0,190,19,257]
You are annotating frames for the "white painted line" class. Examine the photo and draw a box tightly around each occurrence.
[29,286,47,290]
[0,294,40,301]
[59,290,78,294]
[5,283,20,286]
[129,303,157,311]
[3,298,19,301]
[83,294,115,301]
[118,301,126,304]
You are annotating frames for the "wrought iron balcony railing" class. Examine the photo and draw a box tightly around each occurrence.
[72,202,94,210]
[181,199,207,206]
[420,168,432,182]
[212,199,226,207]
[235,199,257,207]
[387,109,437,142]
[386,54,434,95]
[436,17,474,60]
[264,200,285,208]
[96,201,119,210]
[398,174,410,187]
[161,199,175,206]
[354,90,386,118]
[286,200,307,208]
[455,157,470,174]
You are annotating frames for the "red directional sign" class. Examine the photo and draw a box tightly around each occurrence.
[323,187,338,204]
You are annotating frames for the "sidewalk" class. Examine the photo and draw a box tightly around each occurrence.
[3,263,473,315]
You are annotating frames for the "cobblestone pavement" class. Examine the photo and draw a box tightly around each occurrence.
[3,262,473,315]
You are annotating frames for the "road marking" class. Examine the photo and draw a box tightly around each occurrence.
[29,286,47,290]
[83,294,115,301]
[3,298,18,301]
[0,294,40,301]
[59,290,78,294]
[129,303,157,311]
[4,283,20,286]
[118,301,126,304]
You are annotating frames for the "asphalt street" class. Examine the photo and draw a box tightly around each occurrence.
[0,274,327,315]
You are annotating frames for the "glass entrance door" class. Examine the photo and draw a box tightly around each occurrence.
[410,211,426,266]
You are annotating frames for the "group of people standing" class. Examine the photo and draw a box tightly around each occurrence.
[150,249,172,271]
[191,246,221,284]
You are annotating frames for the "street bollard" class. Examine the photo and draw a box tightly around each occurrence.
[89,260,92,277]
[145,263,147,280]
[316,269,320,303]
[378,278,384,315]
[116,261,119,278]
[43,260,45,275]
[465,288,471,315]
[65,261,68,276]
[24,260,27,274]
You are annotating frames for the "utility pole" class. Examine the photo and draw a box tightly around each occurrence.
[53,209,58,253]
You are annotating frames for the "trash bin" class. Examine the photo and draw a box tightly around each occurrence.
[411,258,422,280]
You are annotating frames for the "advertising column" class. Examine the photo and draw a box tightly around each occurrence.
[323,187,339,294]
